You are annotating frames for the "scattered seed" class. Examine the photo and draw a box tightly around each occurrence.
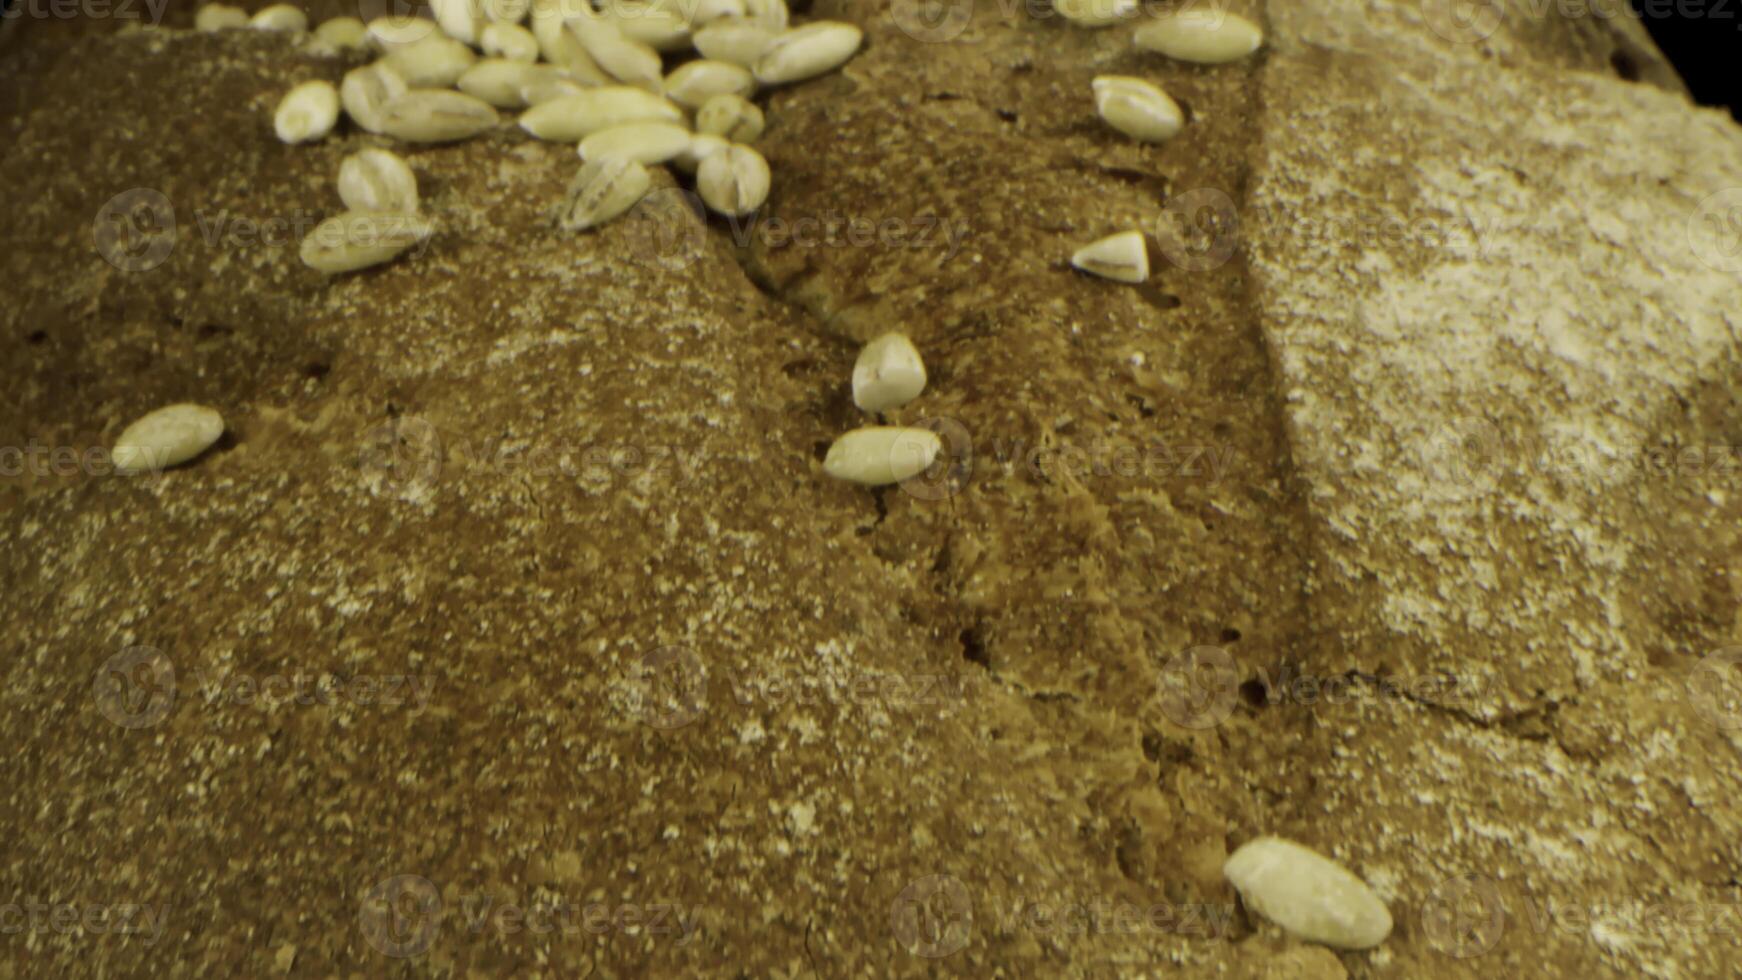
[481,21,540,61]
[823,426,942,486]
[313,16,369,48]
[385,35,479,88]
[578,122,694,165]
[1052,0,1135,27]
[571,11,666,91]
[753,21,861,86]
[433,0,483,43]
[366,15,439,51]
[484,0,533,22]
[380,89,501,143]
[599,0,693,52]
[1223,837,1393,951]
[1092,75,1182,143]
[519,86,683,140]
[561,156,653,230]
[274,81,340,144]
[1135,10,1263,64]
[695,143,769,216]
[692,18,774,67]
[250,4,308,31]
[853,333,927,413]
[1071,231,1149,283]
[694,93,764,142]
[340,62,410,134]
[672,132,728,174]
[460,58,543,107]
[111,404,225,476]
[338,148,420,214]
[299,211,434,273]
[194,4,248,31]
[665,60,755,110]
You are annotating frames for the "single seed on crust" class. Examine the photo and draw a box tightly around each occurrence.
[692,18,774,67]
[274,81,340,144]
[694,93,763,142]
[1134,10,1263,64]
[385,35,479,88]
[853,333,927,413]
[577,122,694,165]
[338,148,420,214]
[1070,231,1149,283]
[380,90,501,143]
[695,143,769,216]
[433,0,483,44]
[341,62,410,134]
[313,16,369,48]
[519,86,683,140]
[1091,75,1183,143]
[561,157,653,230]
[460,58,543,107]
[665,60,755,110]
[195,4,248,31]
[481,21,540,61]
[1223,837,1393,951]
[1053,0,1135,27]
[112,404,225,476]
[300,211,434,273]
[823,427,942,486]
[250,4,308,31]
[753,21,861,86]
[672,132,728,174]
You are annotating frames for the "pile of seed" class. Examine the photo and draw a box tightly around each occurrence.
[205,0,864,272]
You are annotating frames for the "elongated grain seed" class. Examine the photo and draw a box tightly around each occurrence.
[672,132,728,174]
[251,4,308,31]
[693,18,774,67]
[341,62,410,134]
[519,86,682,140]
[1135,10,1263,64]
[367,15,439,50]
[112,404,225,475]
[665,60,754,110]
[313,16,369,48]
[572,13,665,90]
[522,75,590,104]
[1223,838,1393,951]
[484,0,533,22]
[694,93,763,142]
[460,59,542,107]
[853,333,927,413]
[338,148,419,214]
[1052,0,1134,27]
[1071,231,1148,283]
[600,0,693,52]
[531,0,606,82]
[481,21,539,61]
[695,143,769,216]
[578,122,694,165]
[300,211,434,273]
[275,81,340,144]
[753,21,860,85]
[385,35,478,88]
[561,157,652,230]
[433,0,483,44]
[380,90,501,142]
[1092,76,1182,143]
[195,4,248,31]
[824,427,942,486]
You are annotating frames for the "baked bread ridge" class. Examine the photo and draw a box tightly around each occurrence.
[0,1,1737,978]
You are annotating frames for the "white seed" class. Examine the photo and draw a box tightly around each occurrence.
[531,0,608,82]
[460,58,543,107]
[366,15,440,51]
[1070,231,1149,284]
[1053,0,1135,27]
[112,405,225,476]
[338,148,420,214]
[385,35,479,88]
[519,86,682,140]
[1134,10,1263,64]
[340,62,410,134]
[480,21,539,61]
[194,4,248,31]
[433,0,483,43]
[571,12,665,91]
[483,0,533,23]
[313,16,369,48]
[1092,75,1183,143]
[753,21,861,86]
[561,157,653,230]
[578,122,694,165]
[743,0,787,31]
[274,80,340,144]
[694,93,763,142]
[665,60,755,110]
[1223,837,1393,951]
[853,333,927,413]
[824,427,942,486]
[250,4,308,31]
[299,211,434,274]
[522,75,591,105]
[380,89,501,142]
[672,132,728,174]
[692,17,774,67]
[599,0,693,52]
[695,143,769,216]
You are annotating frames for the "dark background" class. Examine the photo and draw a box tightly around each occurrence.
[1638,1,1740,116]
